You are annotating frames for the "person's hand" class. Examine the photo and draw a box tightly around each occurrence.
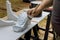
[27,7,42,17]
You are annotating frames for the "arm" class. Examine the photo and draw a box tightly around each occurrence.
[28,0,53,17]
[37,0,53,11]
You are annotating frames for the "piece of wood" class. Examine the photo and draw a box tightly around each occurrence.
[0,11,50,40]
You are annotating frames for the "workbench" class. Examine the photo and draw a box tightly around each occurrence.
[0,11,52,40]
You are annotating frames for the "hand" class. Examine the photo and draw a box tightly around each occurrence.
[27,7,42,17]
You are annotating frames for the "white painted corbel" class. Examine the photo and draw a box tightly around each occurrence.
[6,0,18,21]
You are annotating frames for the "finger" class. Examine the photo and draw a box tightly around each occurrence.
[27,9,32,15]
[31,5,39,15]
[31,12,39,17]
[27,10,30,15]
[31,13,35,17]
[31,10,35,15]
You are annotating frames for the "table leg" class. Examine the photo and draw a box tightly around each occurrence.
[33,24,40,40]
[44,13,51,40]
[52,26,56,40]
[24,30,31,40]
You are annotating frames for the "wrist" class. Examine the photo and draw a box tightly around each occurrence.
[37,6,43,12]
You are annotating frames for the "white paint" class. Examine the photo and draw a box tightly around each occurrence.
[0,19,16,27]
[6,0,31,32]
[6,0,18,21]
[13,11,31,32]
